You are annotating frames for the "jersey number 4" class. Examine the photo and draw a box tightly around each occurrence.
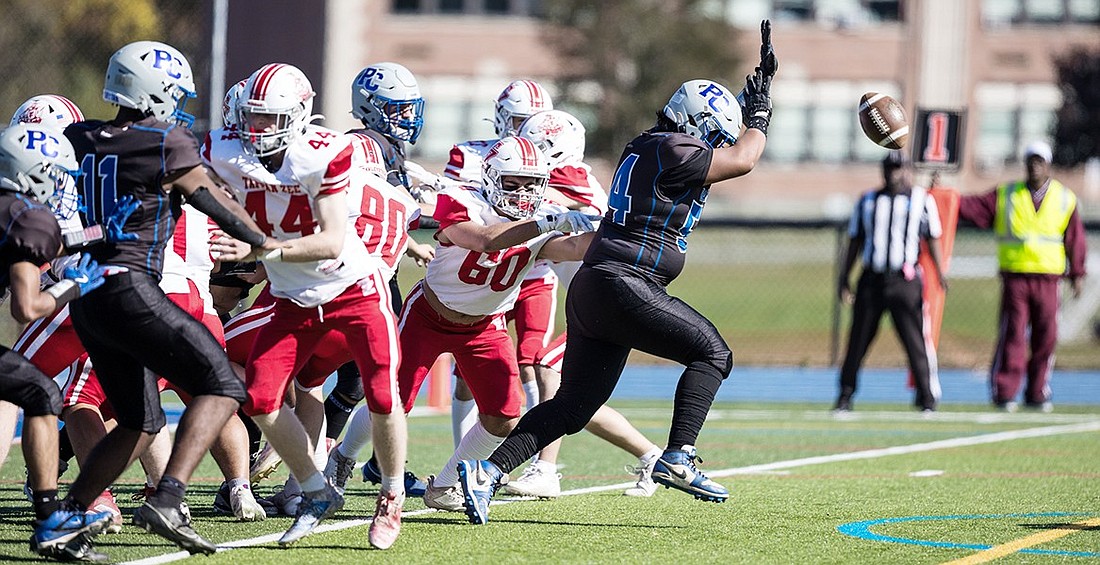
[244,191,316,238]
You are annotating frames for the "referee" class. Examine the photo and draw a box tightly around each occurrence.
[834,151,947,413]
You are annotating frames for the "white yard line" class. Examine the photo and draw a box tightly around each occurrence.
[121,420,1100,564]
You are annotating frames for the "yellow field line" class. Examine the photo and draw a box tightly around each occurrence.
[941,517,1100,564]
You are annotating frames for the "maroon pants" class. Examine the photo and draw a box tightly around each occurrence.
[991,273,1061,405]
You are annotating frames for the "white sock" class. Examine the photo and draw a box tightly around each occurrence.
[436,422,505,486]
[451,397,477,449]
[639,446,661,466]
[299,472,326,493]
[339,406,373,459]
[522,380,540,410]
[534,459,557,473]
[311,418,328,473]
[381,475,404,497]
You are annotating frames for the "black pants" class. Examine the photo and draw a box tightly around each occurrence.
[0,347,61,417]
[838,271,937,409]
[70,272,246,433]
[488,265,732,473]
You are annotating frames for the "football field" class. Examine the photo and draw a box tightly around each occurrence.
[1,399,1098,564]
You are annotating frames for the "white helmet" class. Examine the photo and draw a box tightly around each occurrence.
[10,94,85,129]
[103,40,197,127]
[221,79,247,128]
[0,123,79,205]
[482,136,550,220]
[518,110,586,168]
[236,63,315,157]
[352,62,425,144]
[494,80,553,138]
[662,79,742,148]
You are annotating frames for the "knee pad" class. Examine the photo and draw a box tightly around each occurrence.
[333,363,366,403]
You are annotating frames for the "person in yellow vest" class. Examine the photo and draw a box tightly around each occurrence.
[958,141,1087,412]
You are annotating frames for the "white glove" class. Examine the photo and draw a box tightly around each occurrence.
[536,211,599,234]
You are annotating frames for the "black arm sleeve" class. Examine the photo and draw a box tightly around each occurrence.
[186,187,267,247]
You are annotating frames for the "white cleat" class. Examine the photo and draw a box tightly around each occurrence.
[499,463,561,498]
[623,460,658,497]
[422,476,465,512]
[249,442,283,484]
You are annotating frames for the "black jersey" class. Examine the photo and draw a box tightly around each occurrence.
[0,193,62,290]
[65,117,202,278]
[583,131,712,286]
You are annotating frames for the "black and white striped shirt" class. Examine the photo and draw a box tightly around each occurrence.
[849,186,942,274]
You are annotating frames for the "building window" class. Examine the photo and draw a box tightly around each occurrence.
[974,82,1061,169]
[390,0,541,16]
[982,0,1100,25]
[724,0,903,27]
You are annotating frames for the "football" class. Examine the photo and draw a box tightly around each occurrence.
[858,92,909,150]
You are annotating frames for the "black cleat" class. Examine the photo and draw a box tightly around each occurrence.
[133,499,216,555]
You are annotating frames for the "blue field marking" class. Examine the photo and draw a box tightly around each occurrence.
[837,512,1100,558]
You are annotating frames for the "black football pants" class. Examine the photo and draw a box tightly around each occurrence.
[489,265,732,473]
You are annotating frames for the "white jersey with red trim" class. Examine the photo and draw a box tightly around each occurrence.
[203,124,378,307]
[548,161,607,215]
[443,139,496,183]
[427,185,557,317]
[161,205,217,313]
[347,132,421,281]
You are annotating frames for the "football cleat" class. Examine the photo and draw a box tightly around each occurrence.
[498,463,561,498]
[623,460,658,497]
[651,446,728,503]
[422,476,465,512]
[89,490,123,534]
[368,491,404,550]
[130,483,157,502]
[249,442,283,483]
[133,499,217,555]
[259,488,303,517]
[457,460,506,525]
[213,481,265,522]
[324,445,358,494]
[361,456,428,497]
[30,505,113,560]
[278,482,345,546]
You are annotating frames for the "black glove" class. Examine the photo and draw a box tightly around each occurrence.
[744,67,772,134]
[759,19,778,79]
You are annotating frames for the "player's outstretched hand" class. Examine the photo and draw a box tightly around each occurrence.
[104,195,140,243]
[537,210,599,234]
[759,19,778,79]
[744,67,773,132]
[210,229,253,262]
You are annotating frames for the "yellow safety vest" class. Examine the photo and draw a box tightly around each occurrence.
[995,179,1075,274]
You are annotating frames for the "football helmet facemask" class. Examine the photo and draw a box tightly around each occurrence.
[103,41,197,127]
[494,80,553,138]
[662,80,742,148]
[10,94,85,129]
[0,123,80,206]
[352,62,425,144]
[236,64,316,157]
[482,136,550,220]
[518,110,585,168]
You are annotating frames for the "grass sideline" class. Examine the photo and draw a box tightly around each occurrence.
[1,401,1097,564]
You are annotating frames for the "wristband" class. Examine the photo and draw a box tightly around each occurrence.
[260,248,284,262]
[62,225,106,253]
[45,279,81,304]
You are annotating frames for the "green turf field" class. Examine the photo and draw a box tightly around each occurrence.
[2,401,1097,563]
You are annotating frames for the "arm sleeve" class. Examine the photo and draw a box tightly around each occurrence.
[1064,206,1087,278]
[186,187,267,247]
[957,189,997,229]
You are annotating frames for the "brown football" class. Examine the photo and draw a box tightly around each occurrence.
[858,92,909,150]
